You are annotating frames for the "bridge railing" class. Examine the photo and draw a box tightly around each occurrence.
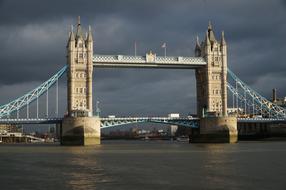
[100,117,199,128]
[93,54,206,65]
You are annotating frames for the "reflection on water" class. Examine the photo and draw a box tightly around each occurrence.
[64,146,110,190]
[202,144,239,189]
[0,141,286,190]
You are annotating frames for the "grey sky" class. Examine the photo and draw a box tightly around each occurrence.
[0,0,285,117]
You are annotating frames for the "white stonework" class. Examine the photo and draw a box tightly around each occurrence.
[195,22,228,117]
[67,18,93,116]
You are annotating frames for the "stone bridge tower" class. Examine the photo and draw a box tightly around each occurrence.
[62,17,100,146]
[193,22,237,143]
[67,17,93,117]
[195,22,227,117]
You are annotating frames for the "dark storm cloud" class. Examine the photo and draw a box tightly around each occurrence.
[0,0,181,26]
[0,0,286,116]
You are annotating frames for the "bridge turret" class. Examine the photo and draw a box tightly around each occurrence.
[220,30,226,47]
[204,31,211,54]
[85,25,94,116]
[67,26,75,49]
[195,36,201,57]
[67,25,75,57]
[86,26,93,42]
[220,31,228,116]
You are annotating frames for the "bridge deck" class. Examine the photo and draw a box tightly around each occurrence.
[100,117,199,121]
[0,118,62,125]
[0,117,285,125]
[93,54,206,69]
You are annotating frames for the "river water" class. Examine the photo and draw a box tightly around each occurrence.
[0,140,286,190]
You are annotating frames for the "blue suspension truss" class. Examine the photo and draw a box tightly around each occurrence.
[227,69,286,119]
[100,117,199,129]
[0,66,67,118]
[0,64,285,121]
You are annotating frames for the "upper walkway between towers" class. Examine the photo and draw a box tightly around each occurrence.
[93,54,206,69]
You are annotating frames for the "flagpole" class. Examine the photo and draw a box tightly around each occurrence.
[134,41,137,56]
[162,43,167,58]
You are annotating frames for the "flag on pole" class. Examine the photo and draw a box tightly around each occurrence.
[134,41,137,56]
[161,42,166,48]
[161,42,167,57]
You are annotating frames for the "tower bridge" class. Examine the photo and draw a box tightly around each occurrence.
[0,18,285,145]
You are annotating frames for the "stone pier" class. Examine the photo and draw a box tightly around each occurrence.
[61,116,101,145]
[191,116,238,143]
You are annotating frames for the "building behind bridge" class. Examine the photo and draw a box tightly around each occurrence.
[0,124,25,143]
[272,88,286,108]
[0,124,20,134]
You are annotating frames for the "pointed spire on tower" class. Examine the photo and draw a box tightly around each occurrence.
[87,25,93,42]
[208,21,212,31]
[77,16,81,25]
[195,35,201,50]
[196,35,200,47]
[205,31,210,46]
[220,30,226,46]
[195,35,201,57]
[76,16,83,39]
[69,25,75,41]
[207,21,216,43]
